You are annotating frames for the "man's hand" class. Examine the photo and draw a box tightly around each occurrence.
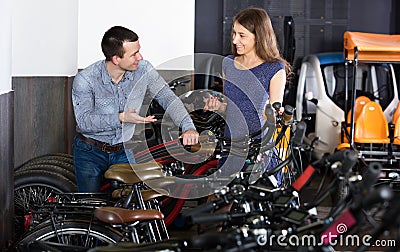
[180,129,199,146]
[119,108,157,124]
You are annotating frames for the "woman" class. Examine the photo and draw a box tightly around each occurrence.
[204,7,291,178]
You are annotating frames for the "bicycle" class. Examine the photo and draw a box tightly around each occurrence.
[14,163,172,251]
[13,101,297,251]
[183,155,392,251]
[87,148,389,252]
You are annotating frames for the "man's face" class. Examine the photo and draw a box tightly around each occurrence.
[118,40,143,71]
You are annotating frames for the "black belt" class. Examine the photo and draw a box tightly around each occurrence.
[77,134,123,153]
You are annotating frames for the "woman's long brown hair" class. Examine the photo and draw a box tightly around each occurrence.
[231,7,292,77]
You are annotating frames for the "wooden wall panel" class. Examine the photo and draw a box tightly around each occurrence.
[0,91,14,249]
[64,77,76,155]
[12,77,67,167]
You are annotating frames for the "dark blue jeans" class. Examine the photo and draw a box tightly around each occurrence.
[73,135,135,193]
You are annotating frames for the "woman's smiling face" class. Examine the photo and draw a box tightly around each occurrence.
[232,21,256,56]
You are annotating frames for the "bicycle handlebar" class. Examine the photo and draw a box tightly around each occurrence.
[189,212,248,225]
[182,197,229,220]
[190,232,237,250]
[326,149,358,175]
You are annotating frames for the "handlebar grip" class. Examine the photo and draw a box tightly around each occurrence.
[338,150,358,175]
[282,105,294,124]
[326,149,354,163]
[291,121,306,147]
[360,162,382,192]
[264,104,276,124]
[189,212,247,225]
[181,134,210,152]
[272,102,281,111]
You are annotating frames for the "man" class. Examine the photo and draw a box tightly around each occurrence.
[72,26,199,192]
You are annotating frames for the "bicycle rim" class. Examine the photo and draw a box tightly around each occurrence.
[14,170,78,238]
[15,220,122,251]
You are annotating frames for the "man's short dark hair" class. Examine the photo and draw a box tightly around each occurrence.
[101,26,139,61]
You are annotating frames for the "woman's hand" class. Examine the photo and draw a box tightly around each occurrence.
[203,96,222,111]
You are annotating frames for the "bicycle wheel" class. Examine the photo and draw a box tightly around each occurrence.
[14,219,123,251]
[14,170,78,238]
[16,158,75,173]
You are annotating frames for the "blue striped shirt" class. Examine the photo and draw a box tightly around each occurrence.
[72,59,195,145]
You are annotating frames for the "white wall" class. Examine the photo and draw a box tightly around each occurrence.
[78,0,194,70]
[0,0,12,92]
[11,0,195,77]
[12,0,79,76]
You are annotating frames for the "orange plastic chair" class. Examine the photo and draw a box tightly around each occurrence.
[340,96,371,144]
[347,96,371,123]
[393,116,400,145]
[354,101,390,144]
[391,102,400,124]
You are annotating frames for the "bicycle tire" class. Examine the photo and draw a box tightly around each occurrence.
[14,219,122,251]
[16,164,76,183]
[16,158,75,173]
[14,170,78,238]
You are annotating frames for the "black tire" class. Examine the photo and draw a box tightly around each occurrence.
[16,153,73,169]
[14,170,78,238]
[335,178,349,204]
[16,158,74,173]
[15,164,76,183]
[14,219,122,251]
